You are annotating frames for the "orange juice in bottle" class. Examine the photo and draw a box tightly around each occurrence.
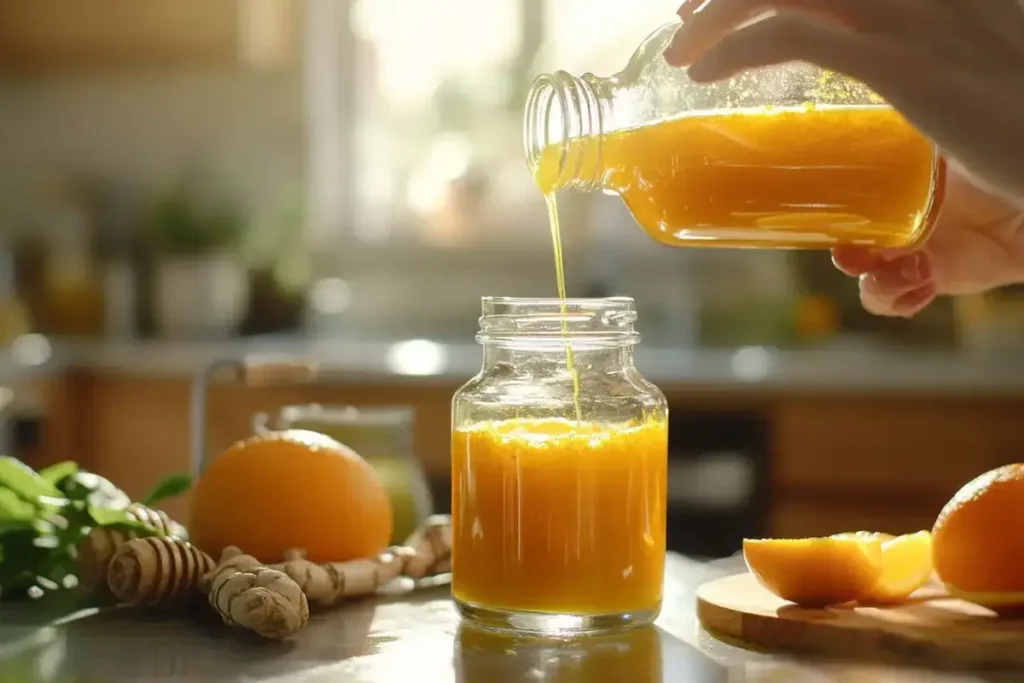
[451,297,668,635]
[524,24,944,249]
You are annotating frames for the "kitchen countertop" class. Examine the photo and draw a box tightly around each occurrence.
[2,335,1023,395]
[0,553,1002,683]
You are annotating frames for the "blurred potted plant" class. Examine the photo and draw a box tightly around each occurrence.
[147,181,249,339]
[239,188,310,336]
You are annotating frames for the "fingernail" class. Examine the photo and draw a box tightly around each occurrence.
[663,25,698,67]
[900,254,930,282]
[663,35,685,67]
[680,0,711,17]
[878,249,906,262]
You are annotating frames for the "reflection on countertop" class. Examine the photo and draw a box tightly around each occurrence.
[2,334,1023,394]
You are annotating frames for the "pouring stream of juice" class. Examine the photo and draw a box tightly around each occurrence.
[544,194,582,422]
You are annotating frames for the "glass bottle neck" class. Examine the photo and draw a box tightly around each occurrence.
[524,71,613,194]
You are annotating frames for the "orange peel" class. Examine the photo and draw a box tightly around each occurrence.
[932,464,1024,613]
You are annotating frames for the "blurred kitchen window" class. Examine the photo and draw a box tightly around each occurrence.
[307,0,673,249]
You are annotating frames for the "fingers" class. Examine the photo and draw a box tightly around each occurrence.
[943,0,1024,45]
[831,248,881,277]
[665,0,908,68]
[863,282,937,318]
[835,251,937,317]
[679,12,907,85]
[676,0,712,20]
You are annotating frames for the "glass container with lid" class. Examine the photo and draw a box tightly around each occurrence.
[524,22,944,249]
[451,297,668,635]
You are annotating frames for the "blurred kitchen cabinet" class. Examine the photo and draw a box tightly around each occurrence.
[0,0,296,73]
[768,396,1024,539]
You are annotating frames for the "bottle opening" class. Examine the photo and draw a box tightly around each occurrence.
[523,72,605,193]
[478,296,639,347]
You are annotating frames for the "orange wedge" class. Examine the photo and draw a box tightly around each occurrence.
[857,531,933,604]
[743,535,884,607]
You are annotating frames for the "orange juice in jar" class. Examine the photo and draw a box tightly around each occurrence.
[451,297,668,635]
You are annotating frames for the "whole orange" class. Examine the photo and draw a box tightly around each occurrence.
[933,463,1024,609]
[189,429,393,564]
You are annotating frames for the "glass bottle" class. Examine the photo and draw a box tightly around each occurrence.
[524,22,944,250]
[451,297,669,635]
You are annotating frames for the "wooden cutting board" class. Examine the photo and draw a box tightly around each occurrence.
[697,572,1024,670]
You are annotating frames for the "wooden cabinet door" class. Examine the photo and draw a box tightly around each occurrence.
[0,0,294,72]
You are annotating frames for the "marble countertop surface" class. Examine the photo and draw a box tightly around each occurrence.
[2,335,1023,395]
[0,554,1004,683]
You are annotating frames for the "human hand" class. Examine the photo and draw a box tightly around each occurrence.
[831,165,1024,317]
[663,0,1024,316]
[663,0,1024,204]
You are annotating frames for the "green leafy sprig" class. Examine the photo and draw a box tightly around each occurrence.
[0,458,191,601]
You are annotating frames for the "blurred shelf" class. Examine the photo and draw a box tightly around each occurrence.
[0,0,296,75]
[0,336,1019,396]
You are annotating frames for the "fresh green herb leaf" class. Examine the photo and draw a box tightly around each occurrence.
[0,456,61,503]
[38,461,78,485]
[141,473,192,506]
[0,488,39,522]
[56,471,131,510]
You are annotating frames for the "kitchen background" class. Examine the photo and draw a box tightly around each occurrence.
[1,0,1022,559]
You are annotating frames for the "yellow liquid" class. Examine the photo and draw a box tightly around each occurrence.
[451,418,668,614]
[545,194,581,421]
[534,105,943,249]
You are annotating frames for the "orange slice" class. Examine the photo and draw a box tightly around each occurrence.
[838,530,895,544]
[858,531,933,604]
[743,535,884,607]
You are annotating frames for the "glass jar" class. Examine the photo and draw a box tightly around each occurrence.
[257,404,434,544]
[524,22,944,250]
[451,297,668,635]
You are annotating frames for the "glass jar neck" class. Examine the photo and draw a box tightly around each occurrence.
[523,71,613,194]
[482,342,636,373]
[476,296,640,372]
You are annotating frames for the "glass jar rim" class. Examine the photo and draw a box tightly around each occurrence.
[478,296,640,347]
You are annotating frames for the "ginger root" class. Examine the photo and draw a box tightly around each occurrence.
[401,514,453,580]
[107,535,215,608]
[273,514,453,608]
[203,547,309,640]
[77,503,188,594]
